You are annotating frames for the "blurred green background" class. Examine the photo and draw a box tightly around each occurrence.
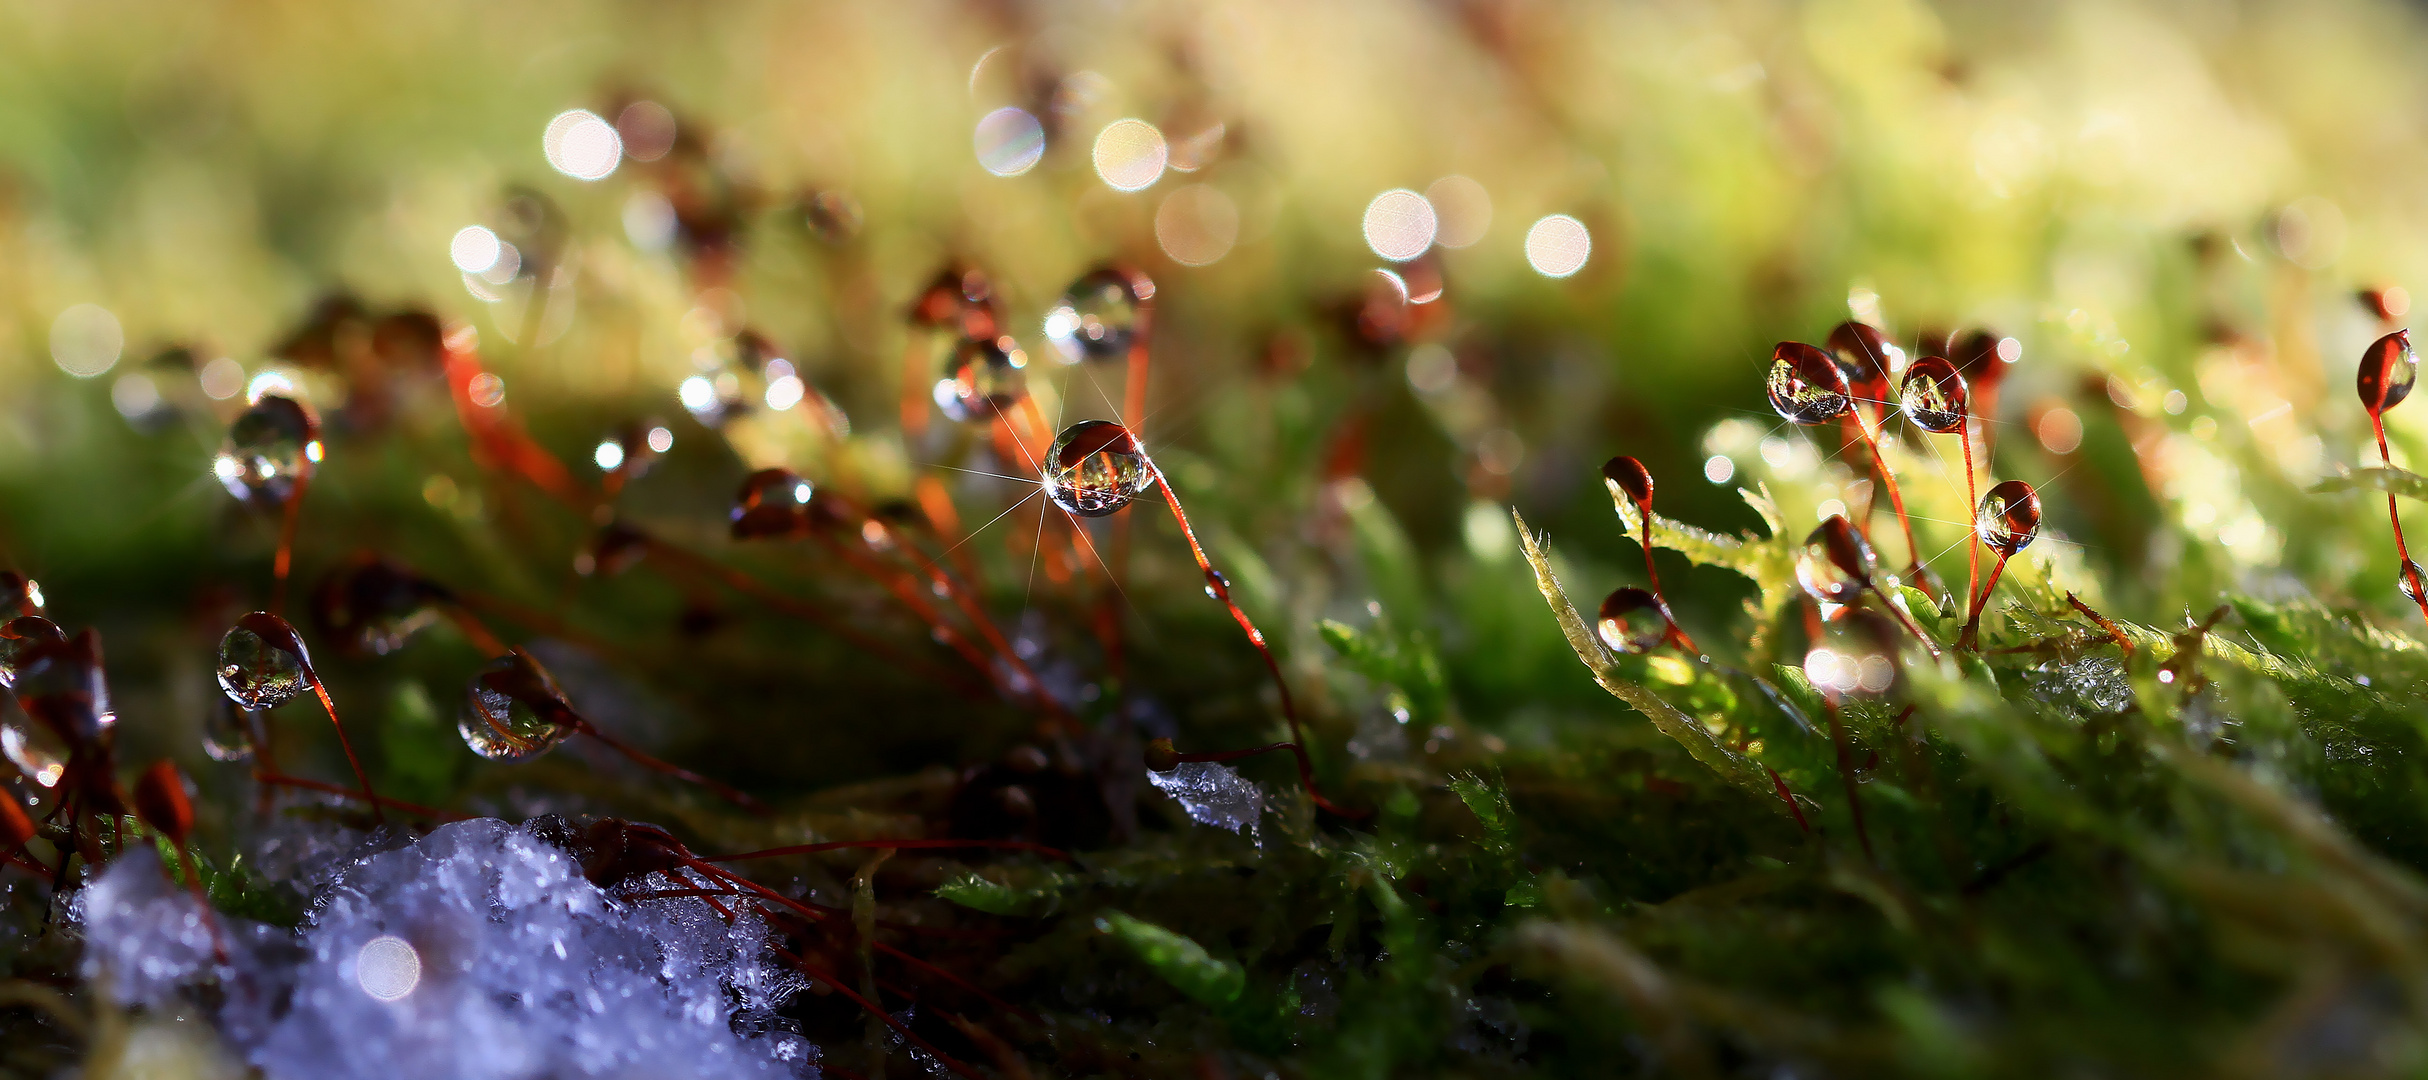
[14,0,2428,1075]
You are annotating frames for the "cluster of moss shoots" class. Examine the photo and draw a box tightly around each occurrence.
[11,242,2428,1076]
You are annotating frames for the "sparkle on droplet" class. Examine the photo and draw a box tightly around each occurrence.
[1976,480,2043,557]
[1767,342,1853,425]
[1898,356,1969,433]
[1597,588,1667,655]
[1795,516,1878,605]
[1043,267,1153,364]
[217,612,316,711]
[214,395,319,508]
[1044,421,1153,518]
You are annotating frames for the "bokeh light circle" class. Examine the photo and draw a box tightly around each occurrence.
[1426,176,1492,249]
[1155,185,1240,267]
[616,100,677,162]
[356,935,422,1001]
[51,304,123,378]
[974,107,1045,177]
[1362,190,1437,262]
[450,226,501,273]
[543,110,623,181]
[1092,119,1168,192]
[1524,214,1591,277]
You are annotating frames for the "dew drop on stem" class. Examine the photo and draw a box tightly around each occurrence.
[216,612,316,711]
[1898,356,1969,433]
[1044,267,1153,365]
[1976,481,2043,557]
[214,395,319,509]
[1044,420,1153,517]
[1795,516,1878,605]
[1767,342,1853,425]
[1597,587,1668,655]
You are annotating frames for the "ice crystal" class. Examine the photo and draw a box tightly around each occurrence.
[1147,761,1264,832]
[80,818,814,1080]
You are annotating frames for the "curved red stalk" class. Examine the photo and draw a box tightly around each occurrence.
[1816,693,1875,865]
[568,719,769,816]
[1959,553,2013,651]
[1766,767,1812,835]
[1848,417,1931,601]
[1960,414,1981,614]
[308,680,382,825]
[271,470,309,616]
[1143,464,1364,818]
[2374,417,2428,621]
[251,770,462,821]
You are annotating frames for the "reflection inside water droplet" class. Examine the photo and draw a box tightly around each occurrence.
[1976,481,2043,557]
[217,613,315,711]
[1596,588,1667,655]
[1044,421,1152,517]
[1767,342,1852,426]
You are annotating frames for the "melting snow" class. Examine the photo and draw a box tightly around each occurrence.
[80,818,816,1079]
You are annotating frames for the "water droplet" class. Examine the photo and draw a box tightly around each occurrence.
[0,615,65,690]
[1898,356,1969,433]
[2401,560,2425,606]
[202,696,257,762]
[12,628,113,748]
[2359,330,2419,416]
[457,650,574,761]
[1766,342,1852,425]
[311,557,447,656]
[934,336,1027,423]
[1795,516,1878,605]
[587,522,650,577]
[729,469,814,540]
[1044,267,1153,364]
[1044,421,1153,517]
[217,612,316,711]
[909,266,996,336]
[0,703,67,788]
[1601,455,1654,514]
[1205,569,1230,601]
[1976,480,2043,557]
[1826,321,1895,407]
[214,395,320,508]
[1596,587,1667,654]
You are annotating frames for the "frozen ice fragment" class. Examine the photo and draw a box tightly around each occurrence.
[79,818,816,1079]
[1148,760,1264,832]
